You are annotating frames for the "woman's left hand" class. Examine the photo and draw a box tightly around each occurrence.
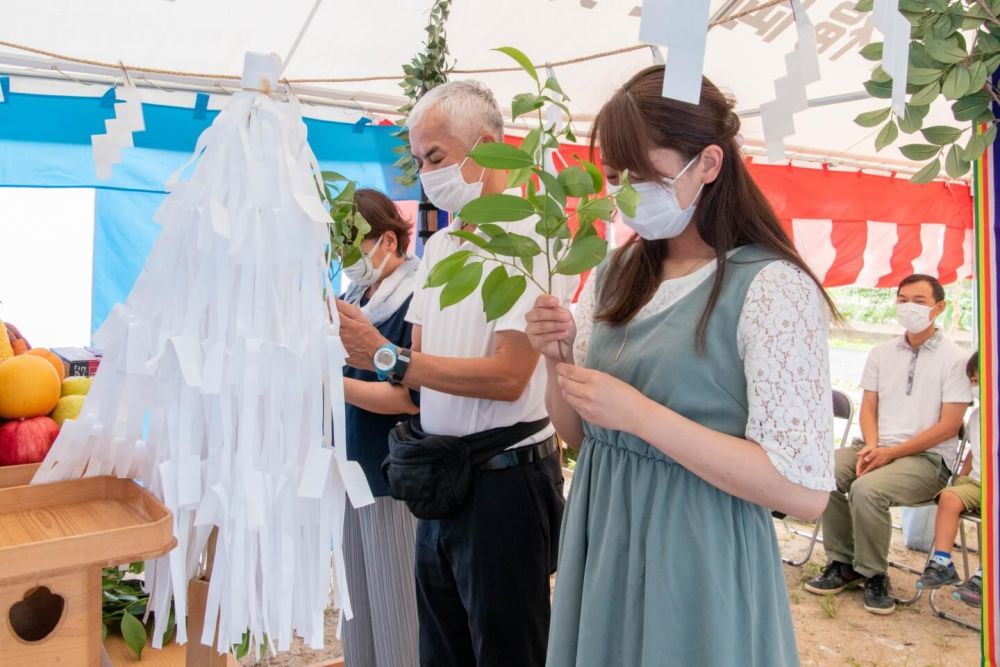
[555,363,652,433]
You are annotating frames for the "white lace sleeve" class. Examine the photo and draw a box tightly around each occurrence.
[738,261,836,491]
[572,270,598,365]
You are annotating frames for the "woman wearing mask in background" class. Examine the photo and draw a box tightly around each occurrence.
[526,68,838,666]
[339,188,420,667]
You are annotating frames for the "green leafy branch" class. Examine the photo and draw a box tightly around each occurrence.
[101,562,174,660]
[318,171,370,273]
[426,46,639,324]
[854,0,1000,182]
[393,0,454,186]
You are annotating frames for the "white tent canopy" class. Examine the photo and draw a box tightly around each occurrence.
[0,0,958,173]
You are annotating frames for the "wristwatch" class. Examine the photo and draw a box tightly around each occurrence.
[373,344,412,382]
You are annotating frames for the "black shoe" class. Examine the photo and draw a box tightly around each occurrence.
[915,560,960,590]
[804,561,865,595]
[952,574,982,607]
[863,574,895,615]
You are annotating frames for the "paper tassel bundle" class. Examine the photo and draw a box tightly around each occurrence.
[34,53,373,655]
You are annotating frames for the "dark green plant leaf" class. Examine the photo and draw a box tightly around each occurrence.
[481,265,507,306]
[924,39,968,64]
[506,167,534,189]
[121,611,147,659]
[952,91,991,122]
[899,144,941,161]
[478,223,505,238]
[860,42,883,61]
[341,244,363,269]
[855,107,892,127]
[459,194,535,223]
[511,93,544,121]
[921,125,963,145]
[485,232,543,257]
[535,170,567,207]
[875,120,899,152]
[426,250,471,288]
[555,235,607,275]
[495,46,538,82]
[910,158,941,184]
[469,143,534,169]
[440,261,483,309]
[483,274,527,322]
[615,184,640,218]
[162,607,176,646]
[580,160,604,193]
[870,65,891,83]
[966,61,989,95]
[543,76,566,97]
[321,170,349,183]
[102,623,108,642]
[450,230,488,248]
[909,81,940,107]
[536,217,567,238]
[520,127,542,160]
[128,562,145,575]
[576,197,615,224]
[907,66,943,86]
[942,65,972,100]
[863,79,893,99]
[898,104,929,133]
[234,631,251,660]
[945,144,971,179]
[557,166,595,197]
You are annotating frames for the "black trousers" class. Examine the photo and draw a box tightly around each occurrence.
[414,449,564,667]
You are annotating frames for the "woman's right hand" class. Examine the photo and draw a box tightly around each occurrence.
[525,294,576,363]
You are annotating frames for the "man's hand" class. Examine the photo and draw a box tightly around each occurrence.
[858,445,896,476]
[336,300,387,371]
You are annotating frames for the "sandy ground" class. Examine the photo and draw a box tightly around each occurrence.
[240,509,982,666]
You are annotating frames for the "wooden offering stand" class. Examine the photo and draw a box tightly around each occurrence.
[0,474,176,666]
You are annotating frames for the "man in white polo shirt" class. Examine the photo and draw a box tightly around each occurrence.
[805,274,970,616]
[338,80,571,666]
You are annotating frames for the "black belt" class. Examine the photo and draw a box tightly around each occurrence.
[479,434,559,472]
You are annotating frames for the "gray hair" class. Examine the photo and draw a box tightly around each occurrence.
[406,80,505,144]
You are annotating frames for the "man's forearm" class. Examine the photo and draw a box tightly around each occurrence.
[891,421,962,459]
[860,406,879,447]
[344,378,418,415]
[403,351,532,402]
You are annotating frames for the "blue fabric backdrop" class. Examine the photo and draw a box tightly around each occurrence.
[0,88,418,334]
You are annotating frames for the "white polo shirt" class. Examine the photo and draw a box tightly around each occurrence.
[860,330,971,465]
[406,207,575,447]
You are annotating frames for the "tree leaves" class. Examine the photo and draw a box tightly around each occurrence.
[557,166,595,197]
[485,232,543,257]
[555,235,607,275]
[941,65,971,100]
[459,194,536,222]
[921,125,963,145]
[440,261,483,309]
[860,42,883,61]
[121,611,148,659]
[512,93,544,121]
[898,104,929,134]
[924,39,968,64]
[495,46,538,83]
[899,144,941,161]
[952,91,991,122]
[944,144,971,179]
[910,158,941,184]
[426,250,471,287]
[875,120,899,152]
[855,108,891,128]
[482,267,527,322]
[469,143,534,169]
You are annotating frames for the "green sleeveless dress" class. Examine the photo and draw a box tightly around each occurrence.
[546,245,800,666]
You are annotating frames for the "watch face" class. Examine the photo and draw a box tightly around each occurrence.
[373,347,396,371]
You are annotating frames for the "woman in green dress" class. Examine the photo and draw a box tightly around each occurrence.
[526,68,839,666]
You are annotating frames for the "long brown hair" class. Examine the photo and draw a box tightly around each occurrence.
[353,188,412,256]
[592,67,839,348]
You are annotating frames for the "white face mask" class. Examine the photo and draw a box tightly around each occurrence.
[896,302,935,334]
[419,139,485,212]
[344,235,390,289]
[620,155,704,240]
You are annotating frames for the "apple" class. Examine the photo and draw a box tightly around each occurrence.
[0,417,60,466]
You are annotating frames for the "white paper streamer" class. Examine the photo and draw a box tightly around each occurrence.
[873,0,911,116]
[639,0,711,104]
[759,0,821,162]
[35,52,373,657]
[91,82,144,179]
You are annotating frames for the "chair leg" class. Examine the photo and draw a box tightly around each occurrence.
[890,554,928,605]
[928,588,982,632]
[782,521,821,566]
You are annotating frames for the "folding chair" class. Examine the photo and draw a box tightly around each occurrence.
[926,432,982,632]
[778,389,854,566]
[891,425,969,606]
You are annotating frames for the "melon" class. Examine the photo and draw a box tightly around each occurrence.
[0,416,60,466]
[0,356,62,419]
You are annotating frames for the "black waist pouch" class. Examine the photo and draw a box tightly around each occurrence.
[382,416,550,520]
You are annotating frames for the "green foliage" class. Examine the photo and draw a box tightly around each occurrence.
[427,47,636,322]
[102,562,175,660]
[318,172,371,286]
[393,1,454,186]
[854,1,1000,181]
[828,282,973,331]
[427,47,638,321]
